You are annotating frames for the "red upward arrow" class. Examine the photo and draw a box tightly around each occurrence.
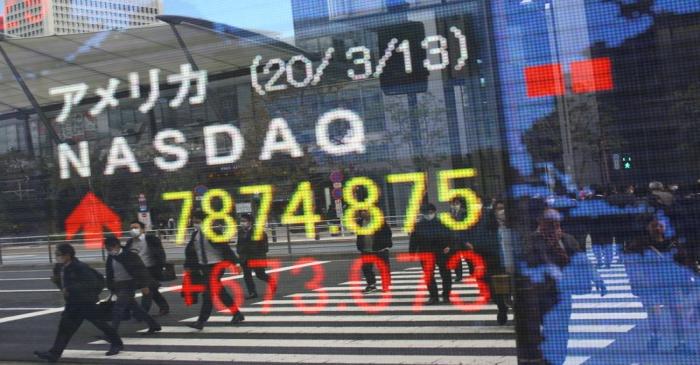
[65,192,122,249]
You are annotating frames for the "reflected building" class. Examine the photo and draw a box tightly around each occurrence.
[4,0,162,37]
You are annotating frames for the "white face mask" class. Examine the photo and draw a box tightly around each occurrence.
[425,213,436,221]
[108,248,121,256]
[130,228,141,238]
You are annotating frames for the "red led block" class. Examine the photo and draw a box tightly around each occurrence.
[524,63,565,98]
[570,57,614,94]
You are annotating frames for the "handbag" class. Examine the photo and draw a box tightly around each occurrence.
[96,296,114,321]
[159,263,177,282]
[491,274,512,295]
[96,294,129,321]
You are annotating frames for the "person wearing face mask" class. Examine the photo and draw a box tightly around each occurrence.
[236,213,270,299]
[469,201,514,325]
[125,220,169,316]
[409,203,452,305]
[355,209,393,293]
[35,243,123,362]
[104,236,161,335]
[448,198,474,283]
[185,210,245,330]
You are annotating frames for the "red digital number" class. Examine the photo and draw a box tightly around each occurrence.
[247,258,281,314]
[181,270,205,307]
[209,260,245,314]
[290,257,327,314]
[348,255,392,313]
[397,252,436,313]
[447,250,491,312]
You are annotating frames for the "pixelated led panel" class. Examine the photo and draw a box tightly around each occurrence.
[524,58,613,98]
[0,18,306,116]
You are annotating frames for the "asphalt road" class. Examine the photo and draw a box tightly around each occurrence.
[0,229,410,266]
[0,253,697,364]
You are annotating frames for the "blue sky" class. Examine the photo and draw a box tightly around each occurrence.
[1,0,296,38]
[163,0,294,38]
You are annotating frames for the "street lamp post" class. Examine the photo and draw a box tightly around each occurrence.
[544,1,577,185]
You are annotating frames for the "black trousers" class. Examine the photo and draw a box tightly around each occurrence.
[49,302,122,357]
[361,250,391,287]
[422,253,452,300]
[198,263,240,322]
[141,266,169,313]
[112,286,159,332]
[240,258,269,295]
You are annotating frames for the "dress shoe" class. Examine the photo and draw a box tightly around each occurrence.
[497,310,508,325]
[105,344,123,356]
[188,321,205,330]
[426,297,439,305]
[34,351,58,363]
[158,308,169,316]
[142,325,162,335]
[246,292,258,299]
[442,297,451,305]
[362,285,377,294]
[230,312,245,324]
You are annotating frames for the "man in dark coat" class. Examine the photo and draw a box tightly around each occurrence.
[469,201,513,325]
[625,217,694,353]
[34,243,123,362]
[185,210,245,330]
[355,209,393,293]
[448,197,474,282]
[236,213,270,299]
[522,209,605,365]
[409,203,452,305]
[125,220,169,315]
[104,236,161,334]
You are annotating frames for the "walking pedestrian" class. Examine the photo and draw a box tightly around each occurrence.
[185,210,245,330]
[590,186,615,268]
[167,217,176,238]
[523,208,606,365]
[471,200,514,325]
[449,197,472,282]
[237,213,270,300]
[355,209,393,293]
[409,203,452,305]
[624,217,695,354]
[104,236,161,334]
[34,243,123,362]
[125,220,170,316]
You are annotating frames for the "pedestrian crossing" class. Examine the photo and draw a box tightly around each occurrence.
[59,254,646,365]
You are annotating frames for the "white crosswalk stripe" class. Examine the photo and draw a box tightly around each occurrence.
[59,257,646,364]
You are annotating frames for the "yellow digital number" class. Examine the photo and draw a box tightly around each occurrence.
[162,191,193,245]
[240,184,274,241]
[282,181,321,239]
[437,169,482,230]
[386,172,426,233]
[343,177,384,235]
[201,189,237,243]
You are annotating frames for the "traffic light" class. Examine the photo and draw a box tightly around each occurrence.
[622,154,632,169]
